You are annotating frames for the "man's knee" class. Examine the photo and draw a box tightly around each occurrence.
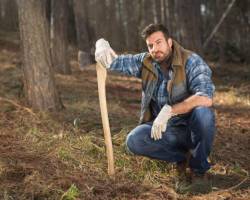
[191,106,215,128]
[125,123,152,155]
[125,133,139,155]
[126,133,145,155]
[190,106,216,143]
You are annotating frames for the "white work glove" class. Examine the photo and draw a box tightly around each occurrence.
[95,38,117,68]
[151,105,173,141]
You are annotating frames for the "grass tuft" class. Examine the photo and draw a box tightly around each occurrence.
[60,184,80,200]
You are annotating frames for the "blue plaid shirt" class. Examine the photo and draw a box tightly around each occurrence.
[110,52,215,115]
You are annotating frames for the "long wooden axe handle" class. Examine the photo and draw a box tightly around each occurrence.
[96,63,115,175]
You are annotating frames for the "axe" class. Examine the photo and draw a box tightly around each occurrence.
[96,62,115,175]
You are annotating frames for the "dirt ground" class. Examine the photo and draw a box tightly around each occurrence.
[0,39,249,200]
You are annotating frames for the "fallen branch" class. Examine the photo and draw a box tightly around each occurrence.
[0,96,36,117]
[226,176,249,191]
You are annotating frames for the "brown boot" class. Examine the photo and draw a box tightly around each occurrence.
[189,172,212,194]
[174,161,191,193]
[176,172,212,194]
[176,160,188,177]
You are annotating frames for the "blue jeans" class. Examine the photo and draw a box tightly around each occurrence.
[126,106,216,174]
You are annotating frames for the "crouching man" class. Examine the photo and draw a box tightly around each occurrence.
[95,24,216,194]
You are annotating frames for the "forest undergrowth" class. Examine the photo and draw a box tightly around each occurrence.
[0,40,249,200]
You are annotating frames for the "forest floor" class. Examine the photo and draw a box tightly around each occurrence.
[0,38,250,200]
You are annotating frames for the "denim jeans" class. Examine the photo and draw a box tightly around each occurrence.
[126,106,216,174]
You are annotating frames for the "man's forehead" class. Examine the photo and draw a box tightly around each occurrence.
[146,31,165,43]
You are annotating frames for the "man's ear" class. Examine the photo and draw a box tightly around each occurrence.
[167,38,173,48]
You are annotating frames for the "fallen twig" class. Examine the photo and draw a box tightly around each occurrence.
[0,96,36,117]
[226,176,249,191]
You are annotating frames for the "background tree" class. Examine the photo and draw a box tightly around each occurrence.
[174,0,202,53]
[17,0,63,111]
[106,0,125,52]
[72,0,93,69]
[51,0,71,74]
[237,0,250,63]
[0,0,18,32]
[1,0,249,65]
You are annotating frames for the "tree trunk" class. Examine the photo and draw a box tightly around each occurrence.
[154,0,161,23]
[216,0,227,64]
[0,0,18,31]
[72,0,92,69]
[160,0,166,24]
[51,0,71,74]
[115,0,126,51]
[138,0,146,50]
[167,0,177,38]
[17,0,63,111]
[239,0,250,63]
[123,0,141,51]
[175,0,202,53]
[106,0,123,51]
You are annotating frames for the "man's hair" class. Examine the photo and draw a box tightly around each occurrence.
[141,24,170,40]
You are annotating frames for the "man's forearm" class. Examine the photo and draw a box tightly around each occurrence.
[171,95,213,115]
[109,53,145,77]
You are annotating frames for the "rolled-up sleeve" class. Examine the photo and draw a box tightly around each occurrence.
[186,54,215,99]
[109,53,147,78]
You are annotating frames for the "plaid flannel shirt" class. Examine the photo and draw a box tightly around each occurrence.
[110,52,215,115]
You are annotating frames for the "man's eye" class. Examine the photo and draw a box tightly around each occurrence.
[148,44,153,49]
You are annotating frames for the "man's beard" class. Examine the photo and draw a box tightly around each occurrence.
[155,49,173,65]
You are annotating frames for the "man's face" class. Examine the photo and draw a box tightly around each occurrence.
[146,31,172,63]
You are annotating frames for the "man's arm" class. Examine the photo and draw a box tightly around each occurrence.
[95,38,146,78]
[110,53,146,78]
[173,53,215,114]
[172,95,212,115]
[150,95,212,140]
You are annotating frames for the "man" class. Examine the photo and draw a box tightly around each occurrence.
[95,24,215,194]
